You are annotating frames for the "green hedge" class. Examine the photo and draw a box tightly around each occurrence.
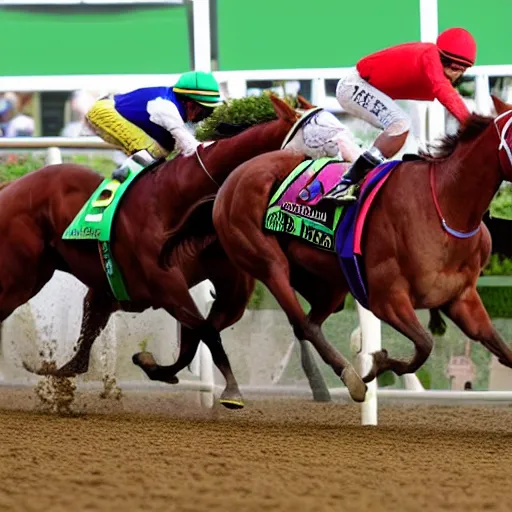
[0,154,116,182]
[479,255,512,318]
[249,274,512,317]
[478,286,512,318]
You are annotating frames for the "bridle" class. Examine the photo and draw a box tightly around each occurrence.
[495,109,512,176]
[195,145,220,188]
[430,108,512,239]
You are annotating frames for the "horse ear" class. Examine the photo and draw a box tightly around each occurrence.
[269,94,299,123]
[296,94,316,110]
[491,95,512,115]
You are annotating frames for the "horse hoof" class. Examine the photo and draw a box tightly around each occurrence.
[219,398,245,410]
[362,370,377,384]
[361,350,386,383]
[219,389,244,409]
[22,361,42,375]
[132,351,156,367]
[341,366,367,403]
[23,360,81,378]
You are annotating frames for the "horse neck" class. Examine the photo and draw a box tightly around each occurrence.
[435,123,502,231]
[199,118,292,185]
[152,118,293,222]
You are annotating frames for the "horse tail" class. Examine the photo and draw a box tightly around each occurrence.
[159,194,217,268]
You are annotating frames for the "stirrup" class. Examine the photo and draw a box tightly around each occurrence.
[329,186,358,204]
[111,166,130,183]
[324,181,357,203]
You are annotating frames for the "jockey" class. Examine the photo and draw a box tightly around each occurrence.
[323,27,477,204]
[85,70,223,182]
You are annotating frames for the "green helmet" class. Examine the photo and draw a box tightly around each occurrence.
[173,71,223,108]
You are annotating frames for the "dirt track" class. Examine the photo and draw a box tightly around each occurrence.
[0,389,511,512]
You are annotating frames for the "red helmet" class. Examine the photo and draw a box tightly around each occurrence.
[437,27,476,67]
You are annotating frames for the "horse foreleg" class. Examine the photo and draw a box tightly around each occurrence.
[294,274,351,403]
[239,232,365,402]
[40,288,115,377]
[441,287,512,368]
[269,270,366,402]
[365,290,434,382]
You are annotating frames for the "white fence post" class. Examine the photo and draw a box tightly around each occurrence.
[402,374,425,391]
[475,74,492,115]
[199,342,215,408]
[187,281,216,408]
[46,147,62,165]
[225,78,247,99]
[354,302,381,426]
[311,78,327,108]
[192,0,211,72]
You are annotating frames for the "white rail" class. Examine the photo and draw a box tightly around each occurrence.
[0,136,116,150]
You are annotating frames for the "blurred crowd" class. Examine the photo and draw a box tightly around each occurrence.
[0,92,35,137]
[0,90,101,139]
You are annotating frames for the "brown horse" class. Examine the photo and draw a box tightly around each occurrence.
[212,95,512,402]
[0,95,325,408]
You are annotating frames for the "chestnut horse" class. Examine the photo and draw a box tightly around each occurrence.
[212,96,512,402]
[0,95,327,408]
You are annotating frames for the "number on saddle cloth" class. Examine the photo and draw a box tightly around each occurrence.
[92,180,121,209]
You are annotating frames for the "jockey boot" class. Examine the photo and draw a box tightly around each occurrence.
[323,147,385,204]
[112,149,156,183]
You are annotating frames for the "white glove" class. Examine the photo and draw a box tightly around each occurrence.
[147,97,199,157]
[147,97,185,131]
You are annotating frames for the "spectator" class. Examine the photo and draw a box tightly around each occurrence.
[0,92,35,137]
[61,90,97,137]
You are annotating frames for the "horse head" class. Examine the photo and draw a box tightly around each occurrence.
[268,94,301,125]
[296,94,316,111]
[492,95,512,182]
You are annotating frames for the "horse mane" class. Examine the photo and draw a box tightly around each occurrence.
[158,194,216,268]
[418,113,494,161]
[195,93,296,142]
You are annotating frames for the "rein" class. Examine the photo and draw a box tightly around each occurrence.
[429,108,512,239]
[429,165,481,239]
[495,109,512,174]
[195,145,219,188]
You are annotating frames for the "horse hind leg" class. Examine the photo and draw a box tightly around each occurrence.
[131,267,239,407]
[197,256,257,409]
[134,259,252,410]
[269,265,366,401]
[223,230,366,402]
[291,272,345,402]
